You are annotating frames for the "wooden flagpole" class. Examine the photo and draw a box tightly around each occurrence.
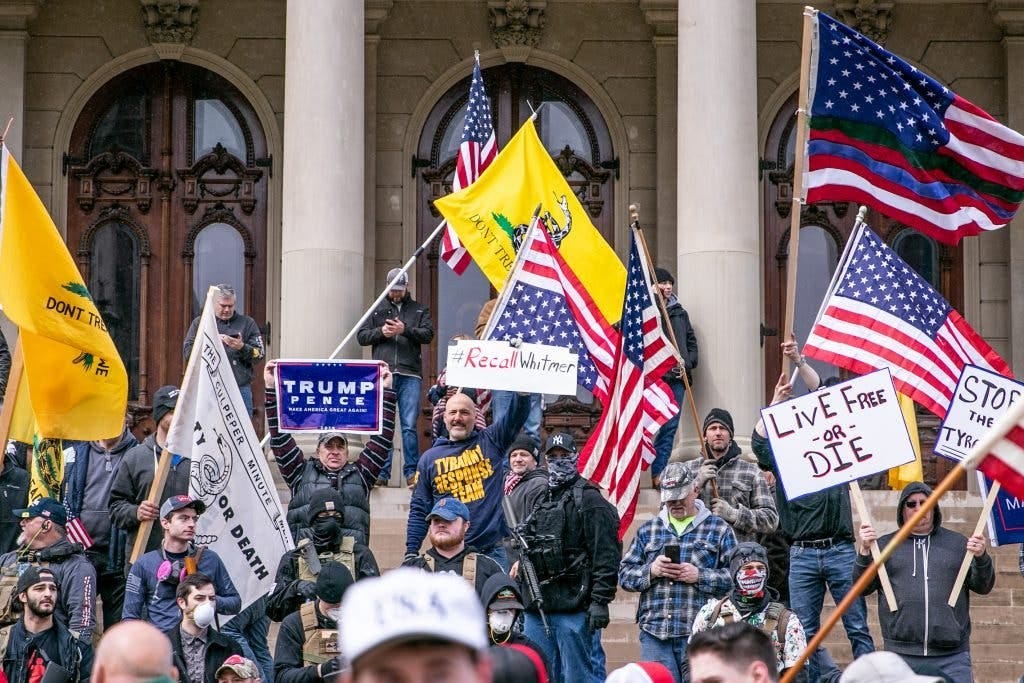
[629,205,716,496]
[947,481,999,606]
[781,6,818,376]
[0,339,24,477]
[781,459,967,682]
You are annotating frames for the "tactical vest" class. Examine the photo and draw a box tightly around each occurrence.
[287,462,370,546]
[421,553,477,586]
[297,536,356,580]
[708,598,792,665]
[519,482,591,613]
[299,602,340,665]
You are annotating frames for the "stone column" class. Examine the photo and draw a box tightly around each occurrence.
[281,0,364,358]
[677,0,760,449]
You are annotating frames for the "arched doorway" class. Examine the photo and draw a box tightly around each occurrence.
[762,93,965,487]
[65,62,269,420]
[416,63,617,446]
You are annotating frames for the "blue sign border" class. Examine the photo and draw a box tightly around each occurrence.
[275,360,383,434]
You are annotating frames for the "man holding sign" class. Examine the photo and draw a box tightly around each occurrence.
[855,482,994,683]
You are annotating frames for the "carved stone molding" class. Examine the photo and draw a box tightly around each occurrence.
[69,148,158,214]
[140,0,199,46]
[176,142,263,215]
[834,0,894,44]
[488,0,546,49]
[0,1,43,31]
[640,0,678,38]
[990,0,1024,36]
[365,0,393,35]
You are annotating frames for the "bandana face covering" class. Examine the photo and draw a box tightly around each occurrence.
[547,456,579,488]
[735,566,768,600]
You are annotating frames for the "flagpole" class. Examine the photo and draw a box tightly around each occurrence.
[629,205,715,496]
[782,6,817,376]
[781,459,968,682]
[479,204,544,341]
[0,339,23,476]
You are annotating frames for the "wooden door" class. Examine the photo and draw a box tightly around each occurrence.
[762,94,965,487]
[65,62,269,427]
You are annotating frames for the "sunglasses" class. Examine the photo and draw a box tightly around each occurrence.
[904,500,926,509]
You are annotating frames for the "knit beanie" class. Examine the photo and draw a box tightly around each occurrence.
[653,267,674,285]
[702,408,734,437]
[506,435,541,464]
[316,561,354,604]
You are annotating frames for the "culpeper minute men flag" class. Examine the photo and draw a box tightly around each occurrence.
[803,222,1010,419]
[804,11,1024,244]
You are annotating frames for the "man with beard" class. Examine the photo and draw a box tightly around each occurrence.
[0,498,97,641]
[406,390,529,569]
[123,495,240,631]
[0,566,92,683]
[690,542,807,681]
[266,489,379,622]
[516,433,619,683]
[620,462,735,683]
[404,497,504,594]
[681,409,778,543]
[166,573,244,683]
[274,561,353,683]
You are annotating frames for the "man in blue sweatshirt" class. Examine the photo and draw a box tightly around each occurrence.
[122,495,240,632]
[405,390,529,569]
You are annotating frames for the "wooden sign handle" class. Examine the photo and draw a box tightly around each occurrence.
[128,447,173,564]
[849,481,898,611]
[947,481,999,607]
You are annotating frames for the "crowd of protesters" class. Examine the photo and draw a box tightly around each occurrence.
[0,273,1004,683]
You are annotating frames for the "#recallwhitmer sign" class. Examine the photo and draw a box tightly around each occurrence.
[444,339,578,394]
[761,368,915,500]
[275,360,384,434]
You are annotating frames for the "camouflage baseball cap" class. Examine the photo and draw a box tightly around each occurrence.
[659,462,695,503]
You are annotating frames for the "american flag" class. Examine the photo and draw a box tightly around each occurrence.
[65,513,94,549]
[579,233,679,537]
[803,222,1010,419]
[965,397,1024,500]
[481,223,617,403]
[439,54,497,274]
[805,11,1024,245]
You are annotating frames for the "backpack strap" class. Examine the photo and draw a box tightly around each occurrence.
[762,602,790,663]
[0,624,10,659]
[708,597,732,625]
[422,554,434,572]
[463,553,477,586]
[300,602,318,635]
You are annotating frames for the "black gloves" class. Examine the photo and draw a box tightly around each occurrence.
[587,603,610,631]
[294,580,317,601]
[318,657,342,679]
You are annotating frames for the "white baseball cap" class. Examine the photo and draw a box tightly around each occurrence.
[340,567,487,665]
[839,652,944,683]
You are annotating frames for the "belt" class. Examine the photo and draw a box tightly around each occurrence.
[792,538,835,549]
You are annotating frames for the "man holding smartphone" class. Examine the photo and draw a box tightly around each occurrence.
[620,462,736,683]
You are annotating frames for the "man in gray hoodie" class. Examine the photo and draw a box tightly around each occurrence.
[855,481,994,683]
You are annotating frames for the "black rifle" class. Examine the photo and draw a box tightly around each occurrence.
[503,497,550,636]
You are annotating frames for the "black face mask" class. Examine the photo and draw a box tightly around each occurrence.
[311,517,341,546]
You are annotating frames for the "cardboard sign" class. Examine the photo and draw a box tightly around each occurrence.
[935,364,1024,462]
[444,339,578,394]
[275,360,384,434]
[761,368,915,500]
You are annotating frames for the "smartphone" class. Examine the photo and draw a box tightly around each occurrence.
[663,542,680,564]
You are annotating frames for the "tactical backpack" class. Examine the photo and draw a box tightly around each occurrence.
[422,553,478,586]
[708,597,792,665]
[519,483,591,612]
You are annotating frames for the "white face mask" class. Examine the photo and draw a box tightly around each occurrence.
[191,600,215,628]
[488,609,516,634]
[326,607,342,623]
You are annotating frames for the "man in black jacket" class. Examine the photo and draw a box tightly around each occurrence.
[183,284,264,417]
[517,433,620,683]
[108,385,191,568]
[0,327,9,405]
[0,566,92,683]
[266,489,379,622]
[651,267,698,488]
[356,268,434,487]
[166,573,243,683]
[856,482,994,683]
[274,561,352,683]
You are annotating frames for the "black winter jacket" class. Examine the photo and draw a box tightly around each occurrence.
[661,295,698,384]
[1,619,92,683]
[356,293,434,376]
[183,311,265,387]
[108,435,191,565]
[0,464,28,556]
[403,546,505,596]
[274,602,336,683]
[266,540,380,622]
[853,481,995,656]
[166,624,243,683]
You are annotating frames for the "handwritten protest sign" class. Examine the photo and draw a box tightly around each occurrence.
[445,339,578,394]
[761,368,915,500]
[275,360,384,434]
[935,364,1023,462]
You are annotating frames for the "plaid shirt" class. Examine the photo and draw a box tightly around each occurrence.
[619,501,736,640]
[682,446,778,542]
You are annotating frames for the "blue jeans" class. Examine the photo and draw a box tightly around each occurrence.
[789,542,875,681]
[902,651,973,683]
[651,381,685,478]
[524,611,600,683]
[221,597,274,683]
[238,384,254,417]
[638,630,688,683]
[492,390,542,440]
[591,629,606,680]
[384,374,422,480]
[481,544,509,573]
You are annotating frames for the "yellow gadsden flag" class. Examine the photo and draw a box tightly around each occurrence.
[433,119,626,323]
[890,392,925,489]
[0,146,127,440]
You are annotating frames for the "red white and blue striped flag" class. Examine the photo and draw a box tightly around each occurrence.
[804,11,1024,244]
[440,54,497,274]
[964,397,1024,500]
[579,233,679,537]
[804,222,1010,419]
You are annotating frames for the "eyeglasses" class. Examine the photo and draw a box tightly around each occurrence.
[904,500,926,509]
